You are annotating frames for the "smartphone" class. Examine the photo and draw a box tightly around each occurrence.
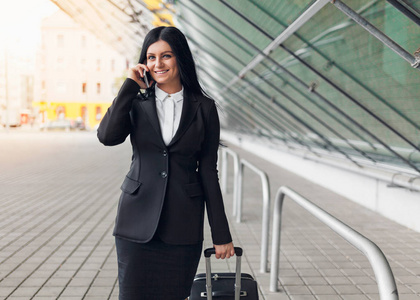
[142,69,151,88]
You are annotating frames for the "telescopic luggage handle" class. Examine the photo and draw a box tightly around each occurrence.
[204,247,243,300]
[204,247,243,257]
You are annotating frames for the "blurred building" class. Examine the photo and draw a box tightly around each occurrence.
[0,41,34,127]
[33,10,129,130]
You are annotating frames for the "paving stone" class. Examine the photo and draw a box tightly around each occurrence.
[313,296,343,300]
[289,295,317,300]
[307,285,337,295]
[280,272,308,284]
[284,284,313,295]
[59,287,89,297]
[337,296,369,300]
[33,286,63,297]
[8,286,40,297]
[0,286,17,297]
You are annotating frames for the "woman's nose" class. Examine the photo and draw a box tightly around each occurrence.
[155,57,164,68]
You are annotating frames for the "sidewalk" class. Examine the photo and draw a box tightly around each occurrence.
[0,132,419,299]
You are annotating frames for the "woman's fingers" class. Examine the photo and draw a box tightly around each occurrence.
[128,64,149,88]
[213,242,235,259]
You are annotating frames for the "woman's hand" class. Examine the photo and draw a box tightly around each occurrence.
[128,63,153,89]
[213,242,235,259]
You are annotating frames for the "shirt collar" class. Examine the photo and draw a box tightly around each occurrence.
[155,85,184,103]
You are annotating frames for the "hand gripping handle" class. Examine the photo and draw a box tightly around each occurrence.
[204,247,242,300]
[204,247,243,257]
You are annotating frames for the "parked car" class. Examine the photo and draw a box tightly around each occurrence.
[40,119,86,131]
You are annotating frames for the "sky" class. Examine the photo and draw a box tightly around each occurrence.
[0,0,58,56]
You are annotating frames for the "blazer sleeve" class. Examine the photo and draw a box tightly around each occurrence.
[199,102,233,245]
[97,78,140,146]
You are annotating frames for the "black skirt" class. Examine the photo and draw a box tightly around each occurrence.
[115,236,203,300]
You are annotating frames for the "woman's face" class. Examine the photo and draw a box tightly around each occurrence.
[146,40,181,91]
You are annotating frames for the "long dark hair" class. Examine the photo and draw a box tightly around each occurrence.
[138,26,205,96]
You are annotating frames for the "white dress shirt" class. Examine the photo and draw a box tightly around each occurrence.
[155,85,184,145]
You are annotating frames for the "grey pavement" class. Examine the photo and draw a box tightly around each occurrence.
[0,131,419,299]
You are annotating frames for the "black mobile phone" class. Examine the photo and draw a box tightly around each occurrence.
[142,69,151,88]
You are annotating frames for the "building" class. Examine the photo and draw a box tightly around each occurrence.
[0,39,34,127]
[33,10,129,130]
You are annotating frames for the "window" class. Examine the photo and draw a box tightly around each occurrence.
[56,82,66,94]
[57,35,64,47]
[95,106,102,121]
[56,57,64,70]
[82,82,87,94]
[81,35,86,48]
[80,106,87,120]
[97,83,101,94]
[96,59,101,71]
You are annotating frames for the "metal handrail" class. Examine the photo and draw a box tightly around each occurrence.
[221,0,331,90]
[220,147,240,217]
[237,159,270,273]
[333,0,418,68]
[270,186,398,299]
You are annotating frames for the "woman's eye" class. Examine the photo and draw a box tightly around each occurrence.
[163,54,172,58]
[147,55,155,60]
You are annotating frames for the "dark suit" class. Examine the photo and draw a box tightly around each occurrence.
[98,78,232,245]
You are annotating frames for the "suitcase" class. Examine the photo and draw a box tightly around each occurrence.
[190,247,259,300]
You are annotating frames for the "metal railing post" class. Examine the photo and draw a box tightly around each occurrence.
[270,188,285,291]
[270,186,398,299]
[237,159,271,273]
[220,148,240,217]
[236,162,244,220]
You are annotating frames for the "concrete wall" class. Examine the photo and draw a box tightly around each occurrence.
[222,131,420,233]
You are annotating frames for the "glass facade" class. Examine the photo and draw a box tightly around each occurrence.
[174,0,420,174]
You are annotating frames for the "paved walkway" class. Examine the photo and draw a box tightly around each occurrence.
[0,131,419,299]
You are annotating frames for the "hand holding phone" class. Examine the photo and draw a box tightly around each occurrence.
[142,69,150,88]
[128,64,152,88]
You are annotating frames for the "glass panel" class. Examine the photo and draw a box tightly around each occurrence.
[279,2,420,169]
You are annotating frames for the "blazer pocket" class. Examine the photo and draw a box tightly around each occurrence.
[120,176,142,194]
[184,182,204,198]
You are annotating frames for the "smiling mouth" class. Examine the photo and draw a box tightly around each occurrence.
[155,70,169,74]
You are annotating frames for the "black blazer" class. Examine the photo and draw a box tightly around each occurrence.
[97,78,232,245]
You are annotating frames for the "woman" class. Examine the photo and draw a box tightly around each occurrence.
[97,26,234,300]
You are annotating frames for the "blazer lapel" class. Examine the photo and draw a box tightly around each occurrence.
[168,91,201,147]
[139,94,162,140]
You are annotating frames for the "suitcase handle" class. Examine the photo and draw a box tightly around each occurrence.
[204,247,243,257]
[204,247,242,300]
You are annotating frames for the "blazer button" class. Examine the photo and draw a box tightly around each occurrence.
[160,171,168,178]
[162,150,168,157]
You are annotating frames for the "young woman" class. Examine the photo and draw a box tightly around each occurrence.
[97,26,234,300]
